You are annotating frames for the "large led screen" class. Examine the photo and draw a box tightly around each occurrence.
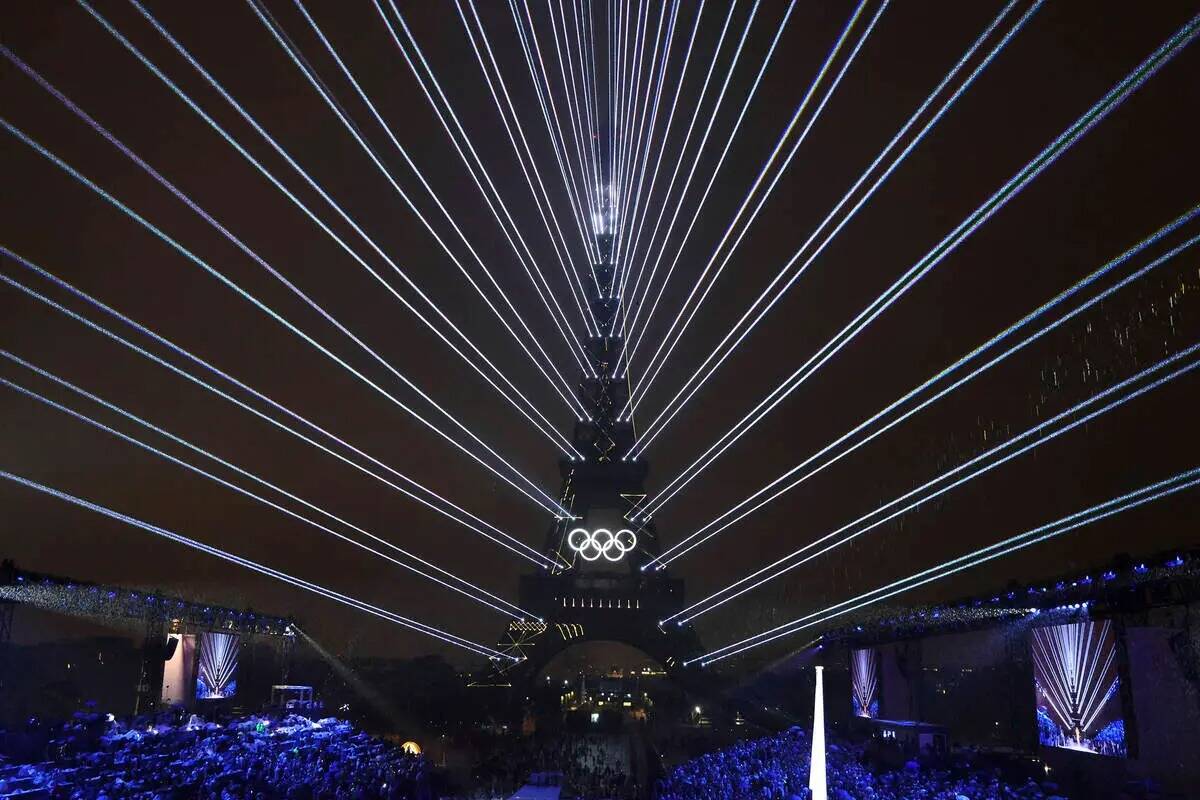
[1031,620,1126,757]
[196,631,240,700]
[850,647,880,719]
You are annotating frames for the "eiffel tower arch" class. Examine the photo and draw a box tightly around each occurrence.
[475,233,705,689]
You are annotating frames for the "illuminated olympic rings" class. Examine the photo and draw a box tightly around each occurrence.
[567,527,638,562]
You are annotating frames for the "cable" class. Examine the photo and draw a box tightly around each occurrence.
[627,0,1036,439]
[691,465,1200,665]
[649,208,1200,568]
[0,469,512,660]
[0,356,537,621]
[667,339,1200,624]
[632,13,1200,506]
[0,255,559,569]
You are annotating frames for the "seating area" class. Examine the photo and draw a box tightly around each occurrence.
[656,727,1064,800]
[0,712,428,799]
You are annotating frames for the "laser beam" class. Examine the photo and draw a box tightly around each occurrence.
[668,340,1200,624]
[0,253,559,569]
[0,353,538,621]
[0,469,513,660]
[0,43,583,465]
[649,207,1200,567]
[689,465,1200,665]
[626,0,1036,439]
[632,13,1200,504]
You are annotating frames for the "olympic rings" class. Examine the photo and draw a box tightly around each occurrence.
[567,527,637,562]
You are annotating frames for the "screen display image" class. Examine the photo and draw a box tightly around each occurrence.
[851,647,880,719]
[1031,620,1126,757]
[196,631,240,700]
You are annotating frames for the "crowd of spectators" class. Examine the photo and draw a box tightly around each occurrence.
[0,710,429,799]
[656,727,1066,800]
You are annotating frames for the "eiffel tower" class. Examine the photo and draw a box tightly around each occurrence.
[473,231,703,687]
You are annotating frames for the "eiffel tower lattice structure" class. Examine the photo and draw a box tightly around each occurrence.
[473,232,704,688]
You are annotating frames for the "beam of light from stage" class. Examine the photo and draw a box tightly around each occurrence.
[616,0,755,360]
[248,0,589,418]
[626,0,1032,438]
[610,0,705,332]
[631,14,1200,497]
[511,0,602,268]
[456,4,601,327]
[622,0,875,416]
[1032,620,1118,743]
[0,470,515,661]
[614,0,738,347]
[689,464,1200,666]
[850,648,879,718]
[648,207,1200,566]
[1,118,573,520]
[376,0,596,375]
[0,256,560,571]
[0,356,539,622]
[0,46,584,467]
[810,665,827,800]
[610,0,672,299]
[669,341,1200,625]
[55,10,583,447]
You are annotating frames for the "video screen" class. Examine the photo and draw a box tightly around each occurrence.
[851,647,880,719]
[1031,620,1126,757]
[196,631,240,700]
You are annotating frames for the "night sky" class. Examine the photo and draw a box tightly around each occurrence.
[2,0,1199,668]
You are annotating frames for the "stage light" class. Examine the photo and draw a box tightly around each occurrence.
[623,0,876,414]
[667,342,1200,625]
[630,15,1200,496]
[248,0,590,417]
[0,357,537,621]
[648,208,1200,563]
[690,465,1200,665]
[626,0,1032,430]
[1,44,585,465]
[0,259,559,570]
[0,469,514,660]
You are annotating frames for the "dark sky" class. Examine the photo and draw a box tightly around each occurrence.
[2,0,1198,667]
